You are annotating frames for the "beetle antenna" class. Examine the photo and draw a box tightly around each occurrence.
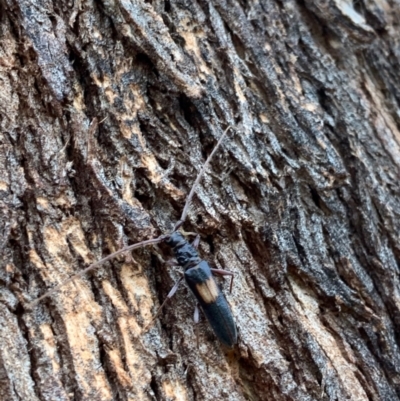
[27,126,232,308]
[26,236,166,308]
[173,126,233,231]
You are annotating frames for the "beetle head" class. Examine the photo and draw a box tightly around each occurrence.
[165,231,185,247]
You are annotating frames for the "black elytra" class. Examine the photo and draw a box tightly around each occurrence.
[165,232,238,347]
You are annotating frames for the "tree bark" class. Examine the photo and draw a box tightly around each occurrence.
[1,0,400,400]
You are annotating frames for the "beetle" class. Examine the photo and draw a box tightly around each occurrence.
[27,125,237,346]
[164,231,237,346]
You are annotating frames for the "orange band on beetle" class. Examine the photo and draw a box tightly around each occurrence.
[195,278,219,303]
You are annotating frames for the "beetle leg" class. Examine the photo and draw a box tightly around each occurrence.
[191,235,201,249]
[143,276,184,331]
[210,268,235,293]
[179,229,197,237]
[165,258,179,267]
[194,303,200,348]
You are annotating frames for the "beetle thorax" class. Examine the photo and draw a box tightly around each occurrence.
[165,232,201,270]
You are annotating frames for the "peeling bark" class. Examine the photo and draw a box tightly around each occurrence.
[1,0,400,400]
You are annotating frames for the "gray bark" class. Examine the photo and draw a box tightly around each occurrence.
[1,0,400,400]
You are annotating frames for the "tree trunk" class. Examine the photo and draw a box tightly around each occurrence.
[1,0,400,400]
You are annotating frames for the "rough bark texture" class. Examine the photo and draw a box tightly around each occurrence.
[1,0,400,400]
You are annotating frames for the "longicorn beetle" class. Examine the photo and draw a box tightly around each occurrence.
[27,125,237,347]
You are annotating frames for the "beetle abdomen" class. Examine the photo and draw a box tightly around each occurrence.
[197,292,237,347]
[185,261,237,347]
